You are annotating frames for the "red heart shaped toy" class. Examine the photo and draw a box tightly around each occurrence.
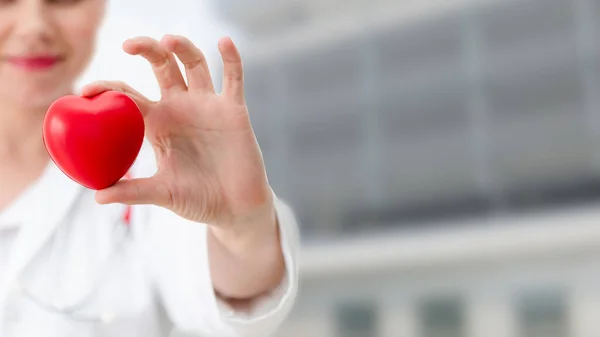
[43,91,145,190]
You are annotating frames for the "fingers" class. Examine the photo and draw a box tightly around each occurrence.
[160,34,214,92]
[100,35,246,103]
[95,177,171,207]
[123,36,187,96]
[218,36,245,103]
[81,80,154,116]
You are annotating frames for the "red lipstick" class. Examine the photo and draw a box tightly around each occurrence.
[6,55,62,71]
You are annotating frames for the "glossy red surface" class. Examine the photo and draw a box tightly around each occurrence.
[43,91,145,190]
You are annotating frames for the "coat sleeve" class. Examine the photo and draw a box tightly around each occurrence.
[129,143,300,337]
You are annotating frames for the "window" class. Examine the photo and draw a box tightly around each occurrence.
[336,301,379,337]
[517,290,569,337]
[418,296,465,337]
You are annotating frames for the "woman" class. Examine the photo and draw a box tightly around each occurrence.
[0,0,299,336]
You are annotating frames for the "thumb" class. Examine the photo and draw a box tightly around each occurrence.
[95,177,170,206]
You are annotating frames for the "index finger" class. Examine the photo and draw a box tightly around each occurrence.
[123,36,187,96]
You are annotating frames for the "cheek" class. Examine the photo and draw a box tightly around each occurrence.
[0,15,10,55]
[63,17,103,69]
[71,32,96,66]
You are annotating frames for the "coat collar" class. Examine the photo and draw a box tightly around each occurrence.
[0,161,83,303]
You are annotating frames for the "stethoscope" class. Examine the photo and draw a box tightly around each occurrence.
[13,186,134,323]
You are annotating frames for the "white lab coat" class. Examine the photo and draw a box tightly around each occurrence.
[0,143,300,337]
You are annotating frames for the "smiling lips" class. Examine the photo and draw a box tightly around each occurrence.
[5,55,63,71]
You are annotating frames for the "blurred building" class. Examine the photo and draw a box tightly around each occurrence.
[213,0,600,336]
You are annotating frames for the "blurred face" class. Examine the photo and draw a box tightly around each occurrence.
[0,0,105,110]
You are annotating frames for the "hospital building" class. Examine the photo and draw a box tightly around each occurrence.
[213,0,600,336]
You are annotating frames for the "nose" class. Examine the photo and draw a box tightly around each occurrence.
[12,1,54,46]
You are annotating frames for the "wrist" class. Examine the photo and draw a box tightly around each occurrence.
[209,201,279,256]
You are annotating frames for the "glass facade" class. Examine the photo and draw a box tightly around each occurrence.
[223,0,600,240]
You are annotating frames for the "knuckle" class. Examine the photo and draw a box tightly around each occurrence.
[108,81,129,93]
[144,49,170,68]
[184,58,205,70]
[227,72,243,83]
[114,80,128,88]
[134,182,142,201]
[151,56,170,68]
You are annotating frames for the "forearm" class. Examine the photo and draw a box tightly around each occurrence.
[206,200,286,304]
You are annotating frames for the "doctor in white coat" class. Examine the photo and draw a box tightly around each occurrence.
[0,0,299,336]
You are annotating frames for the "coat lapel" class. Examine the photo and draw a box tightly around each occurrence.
[0,162,82,302]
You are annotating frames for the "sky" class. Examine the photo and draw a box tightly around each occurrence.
[76,0,240,101]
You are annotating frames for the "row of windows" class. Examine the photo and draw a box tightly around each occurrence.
[336,290,567,337]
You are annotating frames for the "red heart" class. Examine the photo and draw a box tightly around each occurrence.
[43,91,145,190]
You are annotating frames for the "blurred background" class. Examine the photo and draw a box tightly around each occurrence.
[83,0,600,336]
